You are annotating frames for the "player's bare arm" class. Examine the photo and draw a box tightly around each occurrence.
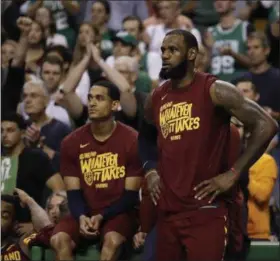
[139,93,161,205]
[194,80,278,202]
[46,173,65,192]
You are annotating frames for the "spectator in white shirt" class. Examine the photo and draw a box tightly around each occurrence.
[19,79,72,128]
[145,1,202,54]
[122,15,161,83]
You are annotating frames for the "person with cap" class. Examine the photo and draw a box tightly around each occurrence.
[122,15,162,89]
[105,31,138,68]
[106,31,153,94]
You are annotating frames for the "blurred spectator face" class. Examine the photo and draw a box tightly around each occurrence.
[91,2,108,27]
[87,86,119,121]
[158,1,179,25]
[28,22,44,45]
[23,83,48,116]
[1,42,16,67]
[123,20,141,40]
[46,194,66,224]
[1,200,15,238]
[214,0,235,15]
[115,59,137,87]
[46,52,70,73]
[1,121,22,149]
[247,38,270,67]
[78,24,96,48]
[113,41,132,58]
[236,81,259,101]
[41,62,63,92]
[35,7,51,29]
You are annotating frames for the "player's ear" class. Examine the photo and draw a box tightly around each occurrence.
[111,100,120,112]
[188,47,198,61]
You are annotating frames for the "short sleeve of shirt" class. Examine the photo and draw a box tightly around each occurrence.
[22,225,54,248]
[125,138,144,178]
[60,138,80,178]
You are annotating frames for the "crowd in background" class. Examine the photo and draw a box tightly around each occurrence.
[1,0,280,257]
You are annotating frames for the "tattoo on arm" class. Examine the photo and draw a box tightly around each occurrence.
[210,80,278,174]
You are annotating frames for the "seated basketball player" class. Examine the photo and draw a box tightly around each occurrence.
[1,189,55,261]
[50,80,143,261]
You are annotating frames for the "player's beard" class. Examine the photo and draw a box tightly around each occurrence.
[159,59,188,80]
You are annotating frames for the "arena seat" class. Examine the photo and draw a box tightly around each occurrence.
[246,241,280,261]
[30,245,100,261]
[31,241,280,261]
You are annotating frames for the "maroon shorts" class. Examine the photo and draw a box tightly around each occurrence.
[52,211,137,245]
[156,207,228,261]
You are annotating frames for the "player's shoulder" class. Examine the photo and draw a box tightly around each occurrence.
[115,122,139,152]
[4,241,17,252]
[151,80,171,98]
[116,121,138,140]
[195,71,217,87]
[61,123,90,146]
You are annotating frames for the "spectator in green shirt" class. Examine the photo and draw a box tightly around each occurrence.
[90,0,116,59]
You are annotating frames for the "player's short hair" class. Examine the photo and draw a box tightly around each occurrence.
[248,31,270,49]
[166,29,198,51]
[232,76,257,93]
[1,194,16,205]
[122,15,144,32]
[1,112,27,130]
[91,80,121,101]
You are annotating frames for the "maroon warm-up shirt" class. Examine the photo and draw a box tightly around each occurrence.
[151,72,232,213]
[140,124,242,233]
[1,225,54,261]
[60,122,143,211]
